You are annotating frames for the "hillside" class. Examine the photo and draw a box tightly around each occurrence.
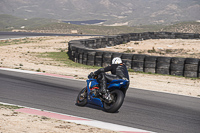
[160,21,200,33]
[0,0,199,26]
[0,14,200,35]
[0,14,59,31]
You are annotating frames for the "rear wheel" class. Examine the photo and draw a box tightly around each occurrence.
[76,88,87,106]
[103,90,124,113]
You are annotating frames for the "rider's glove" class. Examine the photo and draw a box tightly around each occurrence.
[88,72,94,78]
[90,72,94,76]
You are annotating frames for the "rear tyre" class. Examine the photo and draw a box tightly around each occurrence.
[103,90,124,113]
[76,88,87,106]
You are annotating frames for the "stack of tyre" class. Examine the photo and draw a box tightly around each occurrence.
[170,58,185,76]
[132,54,146,72]
[184,58,200,78]
[69,46,76,62]
[95,51,104,67]
[157,32,169,39]
[129,33,140,41]
[116,35,124,44]
[100,37,108,48]
[102,52,112,67]
[144,56,157,73]
[156,57,171,75]
[74,47,79,63]
[82,49,88,65]
[106,36,115,46]
[141,32,151,40]
[199,63,200,78]
[95,38,103,48]
[77,48,84,64]
[120,34,130,43]
[86,39,95,48]
[87,50,96,66]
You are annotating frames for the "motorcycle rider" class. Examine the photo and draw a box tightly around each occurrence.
[90,57,129,96]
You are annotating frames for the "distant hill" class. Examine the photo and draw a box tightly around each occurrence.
[1,14,199,35]
[160,21,200,33]
[0,0,200,26]
[0,14,59,31]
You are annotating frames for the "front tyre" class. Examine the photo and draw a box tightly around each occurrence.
[76,88,87,106]
[103,90,124,113]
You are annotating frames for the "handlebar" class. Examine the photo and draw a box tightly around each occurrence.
[88,72,98,79]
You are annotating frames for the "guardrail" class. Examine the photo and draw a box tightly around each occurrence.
[68,32,200,78]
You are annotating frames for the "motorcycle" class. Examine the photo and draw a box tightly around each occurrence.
[76,73,129,113]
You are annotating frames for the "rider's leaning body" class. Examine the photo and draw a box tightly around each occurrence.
[93,57,129,94]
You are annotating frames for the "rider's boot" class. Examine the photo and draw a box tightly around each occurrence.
[100,80,112,102]
[97,80,112,102]
[99,80,107,94]
[98,72,107,94]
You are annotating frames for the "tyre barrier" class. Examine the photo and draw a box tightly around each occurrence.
[95,51,104,67]
[184,58,199,78]
[156,57,171,75]
[103,52,113,67]
[68,32,200,78]
[132,54,146,72]
[144,56,157,73]
[170,58,186,76]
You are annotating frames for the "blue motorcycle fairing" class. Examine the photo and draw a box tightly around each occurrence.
[87,79,99,89]
[86,78,129,107]
[86,79,104,107]
[107,79,129,90]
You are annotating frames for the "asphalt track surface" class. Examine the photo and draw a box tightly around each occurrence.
[0,69,200,133]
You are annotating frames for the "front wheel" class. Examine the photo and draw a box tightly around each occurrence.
[103,90,124,113]
[76,88,87,106]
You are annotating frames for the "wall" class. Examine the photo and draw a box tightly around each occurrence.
[68,32,200,78]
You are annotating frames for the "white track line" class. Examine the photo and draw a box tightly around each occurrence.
[0,67,41,74]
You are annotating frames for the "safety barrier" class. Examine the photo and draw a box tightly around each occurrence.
[68,32,200,78]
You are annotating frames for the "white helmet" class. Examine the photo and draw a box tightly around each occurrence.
[112,57,122,64]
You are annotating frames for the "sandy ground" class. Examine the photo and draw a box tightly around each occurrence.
[99,39,200,58]
[0,105,117,133]
[0,36,200,133]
